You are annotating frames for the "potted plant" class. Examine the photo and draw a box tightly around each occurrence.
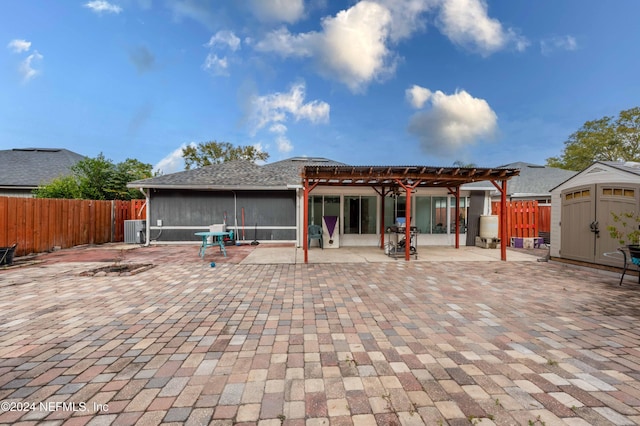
[607,211,640,259]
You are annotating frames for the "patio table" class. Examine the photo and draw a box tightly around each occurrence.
[195,231,229,258]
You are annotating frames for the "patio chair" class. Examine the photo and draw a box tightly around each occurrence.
[606,246,640,286]
[537,232,551,262]
[308,224,323,249]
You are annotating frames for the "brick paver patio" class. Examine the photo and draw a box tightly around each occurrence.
[1,247,640,425]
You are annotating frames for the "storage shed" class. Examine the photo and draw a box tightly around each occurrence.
[550,161,640,267]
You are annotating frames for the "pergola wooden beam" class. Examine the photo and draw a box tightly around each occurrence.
[301,165,519,263]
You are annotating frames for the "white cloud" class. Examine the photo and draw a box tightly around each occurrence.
[154,143,195,174]
[249,82,330,133]
[406,84,432,109]
[19,51,43,83]
[255,1,396,92]
[540,35,577,55]
[407,87,498,156]
[249,0,305,23]
[269,123,288,134]
[7,39,31,53]
[372,0,438,42]
[255,27,314,57]
[84,0,123,14]
[203,30,241,76]
[203,53,229,75]
[249,82,329,154]
[437,0,528,56]
[206,30,241,51]
[275,135,293,153]
[269,124,293,153]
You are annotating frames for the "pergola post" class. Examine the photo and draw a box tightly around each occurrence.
[303,178,309,264]
[380,186,386,249]
[395,179,422,261]
[454,187,460,249]
[491,179,509,261]
[501,179,507,261]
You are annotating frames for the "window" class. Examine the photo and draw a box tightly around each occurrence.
[384,195,406,229]
[415,197,432,233]
[565,189,591,200]
[344,196,376,234]
[432,197,448,233]
[602,187,635,198]
[449,197,468,233]
[308,195,340,225]
[411,195,470,234]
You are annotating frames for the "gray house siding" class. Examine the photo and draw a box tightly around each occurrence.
[149,189,296,242]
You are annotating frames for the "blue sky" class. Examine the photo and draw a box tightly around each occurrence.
[2,1,640,174]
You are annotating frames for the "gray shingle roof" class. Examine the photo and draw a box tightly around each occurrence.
[0,148,85,188]
[128,157,347,190]
[496,162,578,196]
[462,161,578,196]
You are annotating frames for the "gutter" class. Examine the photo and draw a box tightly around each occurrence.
[138,187,151,246]
[126,184,293,191]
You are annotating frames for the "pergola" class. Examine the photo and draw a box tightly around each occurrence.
[301,165,520,263]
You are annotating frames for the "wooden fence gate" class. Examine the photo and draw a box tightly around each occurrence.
[491,200,550,243]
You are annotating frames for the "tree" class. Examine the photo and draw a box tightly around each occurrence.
[32,175,81,199]
[107,158,154,200]
[73,154,115,200]
[33,154,153,200]
[182,141,269,170]
[546,107,640,171]
[453,160,477,168]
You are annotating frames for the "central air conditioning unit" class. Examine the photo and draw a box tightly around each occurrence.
[124,220,146,244]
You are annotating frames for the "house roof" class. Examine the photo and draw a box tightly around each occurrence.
[0,148,85,189]
[496,162,578,197]
[128,157,348,190]
[129,156,520,191]
[462,162,577,196]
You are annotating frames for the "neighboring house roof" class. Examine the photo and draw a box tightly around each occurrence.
[464,161,577,197]
[128,157,348,190]
[0,148,85,190]
[497,162,578,197]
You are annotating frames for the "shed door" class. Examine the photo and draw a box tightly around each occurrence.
[595,185,640,267]
[560,185,596,262]
[561,184,640,265]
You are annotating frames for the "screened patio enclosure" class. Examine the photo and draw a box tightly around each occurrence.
[301,165,519,262]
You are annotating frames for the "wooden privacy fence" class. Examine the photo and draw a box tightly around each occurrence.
[491,200,551,242]
[0,197,146,257]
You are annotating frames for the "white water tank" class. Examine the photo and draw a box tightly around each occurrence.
[479,215,499,238]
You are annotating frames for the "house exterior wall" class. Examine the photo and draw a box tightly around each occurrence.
[0,189,35,198]
[148,189,296,242]
[296,186,483,247]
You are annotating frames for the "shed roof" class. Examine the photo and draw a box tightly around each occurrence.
[0,148,85,189]
[551,161,640,192]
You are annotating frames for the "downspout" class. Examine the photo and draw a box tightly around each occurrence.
[139,187,151,246]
